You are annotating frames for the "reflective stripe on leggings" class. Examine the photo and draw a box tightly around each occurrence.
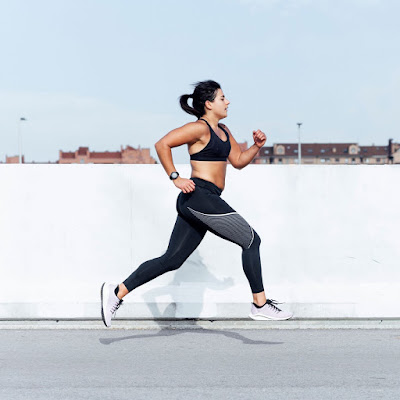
[187,207,255,249]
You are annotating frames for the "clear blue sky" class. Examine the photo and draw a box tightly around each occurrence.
[1,0,399,163]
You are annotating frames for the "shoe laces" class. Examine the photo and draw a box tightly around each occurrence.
[111,299,123,315]
[266,299,282,312]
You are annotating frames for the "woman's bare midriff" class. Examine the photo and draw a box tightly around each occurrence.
[190,160,227,190]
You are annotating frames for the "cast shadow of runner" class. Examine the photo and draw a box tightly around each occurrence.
[99,329,283,346]
[99,250,284,346]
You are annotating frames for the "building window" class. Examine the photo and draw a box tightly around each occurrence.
[321,149,325,153]
[80,159,85,164]
[350,147,357,154]
[376,158,381,162]
[264,150,269,154]
[320,158,325,163]
[287,146,291,149]
[344,149,348,154]
[278,158,283,164]
[352,158,356,163]
[276,146,284,155]
[335,158,339,162]
[294,149,298,154]
[365,158,369,163]
[307,149,313,153]
[345,158,349,163]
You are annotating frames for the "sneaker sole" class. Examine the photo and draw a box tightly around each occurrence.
[248,313,292,321]
[100,282,110,328]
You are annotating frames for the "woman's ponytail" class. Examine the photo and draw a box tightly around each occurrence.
[179,80,221,119]
[179,94,201,118]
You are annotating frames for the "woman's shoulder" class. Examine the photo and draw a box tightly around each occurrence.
[167,120,209,143]
[218,123,232,135]
[179,120,209,134]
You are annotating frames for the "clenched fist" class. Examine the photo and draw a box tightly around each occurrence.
[253,130,267,148]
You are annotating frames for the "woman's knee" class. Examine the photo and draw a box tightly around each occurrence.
[249,229,261,249]
[158,253,185,272]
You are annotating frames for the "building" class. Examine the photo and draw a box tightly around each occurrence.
[4,140,399,165]
[251,140,400,165]
[58,145,157,164]
[2,156,55,164]
[4,155,24,163]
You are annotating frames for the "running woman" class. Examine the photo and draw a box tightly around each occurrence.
[101,80,292,327]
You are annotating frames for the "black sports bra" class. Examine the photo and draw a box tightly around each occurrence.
[190,118,231,162]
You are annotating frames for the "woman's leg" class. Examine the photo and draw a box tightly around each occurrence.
[181,191,265,299]
[183,196,292,318]
[118,215,206,298]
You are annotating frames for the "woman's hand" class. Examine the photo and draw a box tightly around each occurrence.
[173,177,196,193]
[253,129,267,148]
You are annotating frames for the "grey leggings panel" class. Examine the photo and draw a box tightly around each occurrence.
[187,207,255,249]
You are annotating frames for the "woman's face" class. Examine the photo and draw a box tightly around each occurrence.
[209,88,230,119]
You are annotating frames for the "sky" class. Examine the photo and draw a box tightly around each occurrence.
[0,0,399,163]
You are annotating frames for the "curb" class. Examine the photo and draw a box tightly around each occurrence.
[1,319,400,330]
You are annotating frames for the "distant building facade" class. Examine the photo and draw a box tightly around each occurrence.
[5,155,24,163]
[3,141,399,165]
[251,140,400,165]
[58,145,157,164]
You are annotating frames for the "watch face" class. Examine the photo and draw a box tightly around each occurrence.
[170,172,179,180]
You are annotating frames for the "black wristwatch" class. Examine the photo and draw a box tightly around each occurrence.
[169,171,179,180]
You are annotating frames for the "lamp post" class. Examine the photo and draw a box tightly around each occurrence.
[297,122,302,165]
[18,117,27,164]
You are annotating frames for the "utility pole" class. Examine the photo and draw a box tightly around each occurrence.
[388,138,393,164]
[18,117,27,164]
[297,122,302,165]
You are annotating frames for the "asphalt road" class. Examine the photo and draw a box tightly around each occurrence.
[1,329,400,399]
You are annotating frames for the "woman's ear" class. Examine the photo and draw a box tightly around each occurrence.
[205,100,213,111]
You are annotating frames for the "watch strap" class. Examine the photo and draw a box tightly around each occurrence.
[169,171,179,180]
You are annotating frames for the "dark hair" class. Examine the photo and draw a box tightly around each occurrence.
[179,80,221,118]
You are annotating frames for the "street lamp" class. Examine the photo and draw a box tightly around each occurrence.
[297,122,302,165]
[18,117,27,164]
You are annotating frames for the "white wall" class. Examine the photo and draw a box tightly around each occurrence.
[0,164,399,319]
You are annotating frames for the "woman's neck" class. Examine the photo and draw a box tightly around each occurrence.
[200,115,220,130]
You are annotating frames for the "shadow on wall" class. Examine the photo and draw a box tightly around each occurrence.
[142,249,234,319]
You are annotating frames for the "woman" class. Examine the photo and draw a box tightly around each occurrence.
[101,80,292,327]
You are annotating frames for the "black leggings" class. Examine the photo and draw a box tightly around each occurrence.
[123,178,264,293]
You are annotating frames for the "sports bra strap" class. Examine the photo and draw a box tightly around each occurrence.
[199,118,225,133]
[199,118,211,128]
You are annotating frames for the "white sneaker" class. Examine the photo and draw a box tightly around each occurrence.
[249,299,293,321]
[101,282,123,328]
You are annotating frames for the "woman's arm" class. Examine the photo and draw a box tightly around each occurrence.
[224,125,267,169]
[155,122,206,193]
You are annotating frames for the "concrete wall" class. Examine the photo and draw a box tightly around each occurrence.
[0,164,399,319]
